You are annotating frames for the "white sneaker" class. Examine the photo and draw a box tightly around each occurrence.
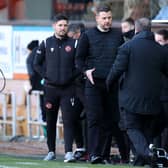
[43,152,56,161]
[64,152,76,163]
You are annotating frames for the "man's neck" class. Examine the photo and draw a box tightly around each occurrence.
[97,25,110,32]
[55,33,64,40]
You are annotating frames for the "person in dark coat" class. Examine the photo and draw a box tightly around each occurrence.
[26,40,46,123]
[154,29,168,152]
[75,4,128,164]
[26,40,41,91]
[106,18,168,166]
[120,17,136,162]
[67,23,88,161]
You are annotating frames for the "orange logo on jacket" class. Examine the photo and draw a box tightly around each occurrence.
[65,45,72,52]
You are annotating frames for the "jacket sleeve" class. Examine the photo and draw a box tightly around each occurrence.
[106,43,129,89]
[26,53,34,76]
[33,40,46,78]
[75,32,89,73]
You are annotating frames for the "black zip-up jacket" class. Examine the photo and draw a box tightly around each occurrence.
[75,27,124,79]
[34,35,78,86]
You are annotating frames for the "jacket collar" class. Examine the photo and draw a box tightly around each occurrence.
[52,34,68,41]
[133,30,154,41]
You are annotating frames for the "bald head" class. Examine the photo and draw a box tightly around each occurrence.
[135,18,151,34]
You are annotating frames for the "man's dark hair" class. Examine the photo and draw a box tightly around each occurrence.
[135,18,151,32]
[96,4,111,14]
[52,13,68,23]
[122,17,135,26]
[156,29,168,40]
[27,40,39,51]
[68,23,85,34]
[78,23,85,33]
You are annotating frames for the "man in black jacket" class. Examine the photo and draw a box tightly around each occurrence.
[154,29,168,153]
[75,4,127,164]
[34,14,78,162]
[106,18,168,166]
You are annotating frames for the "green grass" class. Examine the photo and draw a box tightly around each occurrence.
[0,155,142,168]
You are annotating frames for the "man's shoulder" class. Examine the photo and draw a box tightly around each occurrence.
[85,27,97,35]
[163,44,168,52]
[46,35,54,41]
[66,36,76,43]
[119,39,132,51]
[110,28,123,38]
[111,27,122,33]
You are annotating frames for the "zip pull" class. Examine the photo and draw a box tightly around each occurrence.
[70,97,75,106]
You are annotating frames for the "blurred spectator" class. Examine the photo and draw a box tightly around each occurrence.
[26,40,46,135]
[26,40,41,91]
[120,17,136,163]
[121,17,135,41]
[154,29,168,45]
[123,0,150,20]
[67,23,88,161]
[68,23,85,40]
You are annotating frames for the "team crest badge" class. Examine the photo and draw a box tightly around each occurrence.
[65,45,72,52]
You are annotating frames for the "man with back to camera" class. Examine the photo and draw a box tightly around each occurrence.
[34,14,79,163]
[106,18,168,167]
[75,4,129,164]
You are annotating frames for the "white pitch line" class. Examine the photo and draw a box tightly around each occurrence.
[0,165,19,168]
[16,162,39,165]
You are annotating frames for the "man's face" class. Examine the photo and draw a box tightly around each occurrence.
[121,21,134,33]
[154,33,168,46]
[96,11,112,31]
[52,20,68,38]
[67,31,81,40]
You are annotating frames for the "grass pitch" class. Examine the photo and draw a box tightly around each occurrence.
[0,155,142,168]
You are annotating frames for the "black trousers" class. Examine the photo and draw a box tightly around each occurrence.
[74,97,85,148]
[85,79,121,158]
[39,94,46,122]
[44,84,79,153]
[123,110,162,166]
[74,84,88,150]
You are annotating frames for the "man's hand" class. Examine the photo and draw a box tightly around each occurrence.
[85,68,95,85]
